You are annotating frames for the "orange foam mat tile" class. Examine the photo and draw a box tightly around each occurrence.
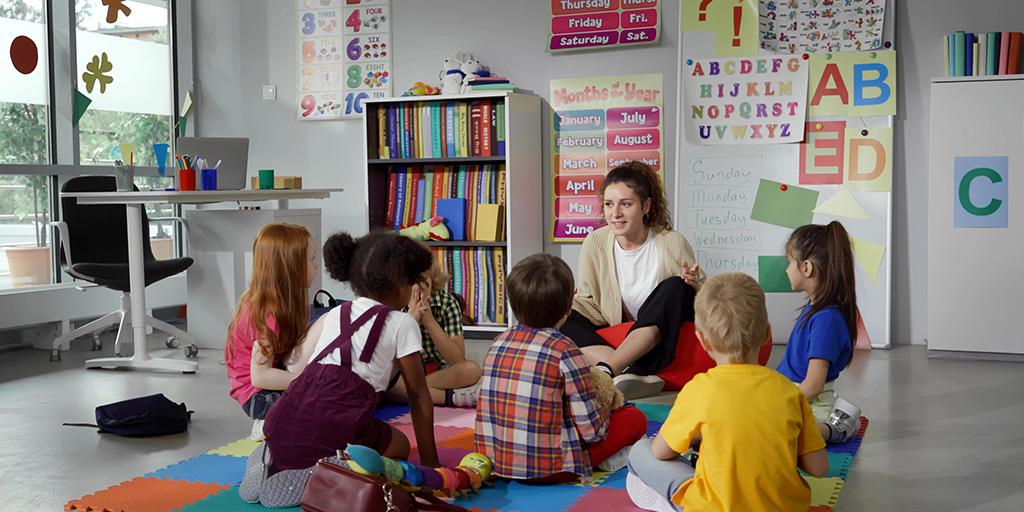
[65,477,229,512]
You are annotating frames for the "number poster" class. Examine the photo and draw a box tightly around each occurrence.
[296,0,393,120]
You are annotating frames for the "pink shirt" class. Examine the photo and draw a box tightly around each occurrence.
[227,305,279,406]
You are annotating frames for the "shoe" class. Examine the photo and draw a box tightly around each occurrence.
[597,445,631,472]
[450,380,481,408]
[614,373,665,400]
[826,398,862,443]
[626,472,678,512]
[250,418,266,442]
[238,442,268,503]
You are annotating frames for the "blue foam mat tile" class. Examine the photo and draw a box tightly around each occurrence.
[453,478,589,512]
[645,421,664,438]
[633,403,671,423]
[596,468,628,489]
[146,453,247,485]
[826,434,864,455]
[374,402,411,422]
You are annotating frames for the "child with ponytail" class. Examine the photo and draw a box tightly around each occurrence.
[778,221,863,443]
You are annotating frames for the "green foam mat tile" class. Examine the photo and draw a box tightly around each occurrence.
[807,476,844,508]
[172,486,301,512]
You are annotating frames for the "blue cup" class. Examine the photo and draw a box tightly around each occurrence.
[200,168,217,190]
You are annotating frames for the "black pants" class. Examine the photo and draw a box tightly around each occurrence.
[560,277,697,374]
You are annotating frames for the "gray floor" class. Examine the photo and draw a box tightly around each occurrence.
[1,336,1022,511]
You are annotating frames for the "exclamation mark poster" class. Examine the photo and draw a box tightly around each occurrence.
[681,0,758,56]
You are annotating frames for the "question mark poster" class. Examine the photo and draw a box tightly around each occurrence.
[296,0,392,120]
[682,0,758,57]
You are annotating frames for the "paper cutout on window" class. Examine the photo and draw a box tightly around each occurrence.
[82,53,114,94]
[750,179,820,229]
[73,90,92,127]
[101,0,132,24]
[10,35,39,75]
[813,189,869,220]
[180,90,194,118]
[851,236,884,281]
[152,143,169,176]
[118,143,136,164]
[177,115,187,137]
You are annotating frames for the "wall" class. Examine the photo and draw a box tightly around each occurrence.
[193,0,1024,345]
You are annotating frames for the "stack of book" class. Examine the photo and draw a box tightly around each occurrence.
[432,246,506,326]
[385,164,506,241]
[375,99,506,159]
[944,31,1024,77]
[463,75,515,92]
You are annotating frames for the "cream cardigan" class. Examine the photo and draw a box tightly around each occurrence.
[572,226,700,327]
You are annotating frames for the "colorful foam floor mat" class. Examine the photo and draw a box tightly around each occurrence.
[66,402,868,511]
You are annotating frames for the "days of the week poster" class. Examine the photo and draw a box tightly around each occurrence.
[549,0,661,52]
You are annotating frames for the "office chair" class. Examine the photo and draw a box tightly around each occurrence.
[48,176,198,361]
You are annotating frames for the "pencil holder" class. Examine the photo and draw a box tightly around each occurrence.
[259,169,275,190]
[179,168,196,191]
[201,168,217,191]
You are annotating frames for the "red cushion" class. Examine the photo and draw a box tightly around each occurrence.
[596,321,773,391]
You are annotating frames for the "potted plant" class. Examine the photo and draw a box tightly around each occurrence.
[2,175,52,287]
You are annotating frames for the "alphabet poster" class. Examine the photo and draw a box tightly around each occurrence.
[682,55,809,144]
[549,74,664,242]
[807,50,895,117]
[549,0,661,52]
[296,0,392,120]
[759,0,887,54]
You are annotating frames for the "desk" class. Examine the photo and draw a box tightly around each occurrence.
[61,188,341,373]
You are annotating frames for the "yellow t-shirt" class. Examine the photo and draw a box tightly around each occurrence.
[659,364,826,511]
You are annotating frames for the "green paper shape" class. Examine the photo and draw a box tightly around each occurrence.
[177,115,188,136]
[750,179,819,229]
[72,90,92,127]
[758,255,795,293]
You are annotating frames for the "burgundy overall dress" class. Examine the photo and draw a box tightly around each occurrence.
[264,301,394,473]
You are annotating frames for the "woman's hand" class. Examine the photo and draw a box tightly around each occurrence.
[682,261,705,290]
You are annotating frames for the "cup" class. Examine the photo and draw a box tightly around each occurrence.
[259,169,275,190]
[201,168,217,191]
[179,168,196,191]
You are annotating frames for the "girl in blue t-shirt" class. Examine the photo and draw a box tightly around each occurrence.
[777,221,862,443]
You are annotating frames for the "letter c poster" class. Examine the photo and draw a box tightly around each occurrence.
[550,74,664,242]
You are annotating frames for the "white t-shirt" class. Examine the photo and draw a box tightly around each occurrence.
[614,230,661,321]
[308,296,422,392]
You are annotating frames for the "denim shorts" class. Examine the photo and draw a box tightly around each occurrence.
[242,390,283,420]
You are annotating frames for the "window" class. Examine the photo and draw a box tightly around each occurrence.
[0,0,51,288]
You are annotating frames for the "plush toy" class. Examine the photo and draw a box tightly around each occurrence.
[439,56,465,95]
[402,81,440,96]
[344,444,384,476]
[459,58,491,93]
[590,367,625,412]
[399,215,451,241]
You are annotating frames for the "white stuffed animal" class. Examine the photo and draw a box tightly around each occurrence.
[439,56,465,95]
[459,59,484,93]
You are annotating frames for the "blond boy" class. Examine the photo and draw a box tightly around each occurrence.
[626,272,828,511]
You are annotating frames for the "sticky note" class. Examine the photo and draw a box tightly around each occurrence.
[750,179,819,229]
[758,255,794,293]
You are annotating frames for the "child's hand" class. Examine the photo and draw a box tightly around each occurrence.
[408,284,428,323]
[681,261,705,290]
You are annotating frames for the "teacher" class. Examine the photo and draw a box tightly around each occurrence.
[562,161,705,400]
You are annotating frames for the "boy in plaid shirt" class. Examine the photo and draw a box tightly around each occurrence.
[475,254,647,483]
[387,261,482,407]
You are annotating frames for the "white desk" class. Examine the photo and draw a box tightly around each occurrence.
[61,188,342,373]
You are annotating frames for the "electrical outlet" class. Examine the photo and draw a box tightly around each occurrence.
[262,85,277,100]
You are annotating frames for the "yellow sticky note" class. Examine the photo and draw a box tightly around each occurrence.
[681,0,758,57]
[813,189,869,220]
[851,236,885,282]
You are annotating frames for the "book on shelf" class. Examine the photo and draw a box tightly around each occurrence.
[946,30,1024,77]
[386,164,506,243]
[375,98,507,160]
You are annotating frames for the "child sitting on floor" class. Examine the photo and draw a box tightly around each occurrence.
[626,272,828,512]
[475,253,647,483]
[386,257,482,408]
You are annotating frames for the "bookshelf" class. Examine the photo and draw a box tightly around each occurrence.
[362,91,542,337]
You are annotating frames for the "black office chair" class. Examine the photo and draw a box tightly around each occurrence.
[49,176,197,361]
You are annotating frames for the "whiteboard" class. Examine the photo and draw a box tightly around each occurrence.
[673,1,896,348]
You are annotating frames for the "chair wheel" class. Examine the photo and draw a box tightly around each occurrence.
[166,336,180,349]
[185,344,199,358]
[91,335,102,351]
[49,349,61,362]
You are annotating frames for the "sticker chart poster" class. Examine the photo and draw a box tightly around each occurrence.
[549,0,661,52]
[550,74,663,242]
[682,55,809,145]
[759,0,886,54]
[296,0,391,120]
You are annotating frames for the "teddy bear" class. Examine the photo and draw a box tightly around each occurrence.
[459,58,492,93]
[589,367,625,412]
[439,56,465,95]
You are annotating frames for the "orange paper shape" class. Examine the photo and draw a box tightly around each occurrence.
[101,0,132,23]
[854,309,872,349]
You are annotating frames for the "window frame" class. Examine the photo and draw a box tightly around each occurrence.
[0,0,194,289]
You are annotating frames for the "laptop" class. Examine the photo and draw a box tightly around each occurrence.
[175,137,249,190]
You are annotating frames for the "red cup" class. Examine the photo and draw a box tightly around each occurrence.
[179,168,196,191]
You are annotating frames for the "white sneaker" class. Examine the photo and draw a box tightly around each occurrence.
[826,398,862,443]
[450,380,481,408]
[250,418,266,442]
[597,445,631,472]
[614,373,665,400]
[626,472,678,512]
